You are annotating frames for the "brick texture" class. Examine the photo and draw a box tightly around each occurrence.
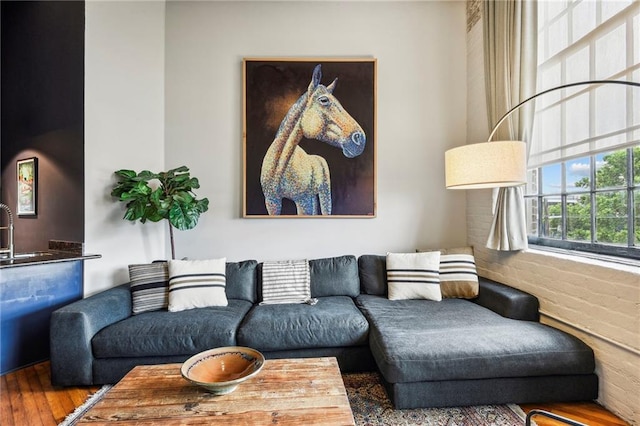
[467,188,640,425]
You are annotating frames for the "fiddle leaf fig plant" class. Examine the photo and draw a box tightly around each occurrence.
[111,166,209,259]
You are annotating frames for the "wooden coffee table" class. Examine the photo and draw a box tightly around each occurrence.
[76,357,355,425]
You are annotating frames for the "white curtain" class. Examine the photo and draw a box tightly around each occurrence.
[483,0,537,251]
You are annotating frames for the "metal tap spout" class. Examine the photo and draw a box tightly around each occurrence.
[0,203,15,259]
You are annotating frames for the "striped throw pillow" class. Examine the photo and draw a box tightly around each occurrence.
[386,252,442,301]
[439,247,479,299]
[129,262,169,315]
[260,259,314,305]
[168,258,228,312]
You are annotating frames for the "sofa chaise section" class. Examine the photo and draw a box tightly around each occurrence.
[357,254,598,408]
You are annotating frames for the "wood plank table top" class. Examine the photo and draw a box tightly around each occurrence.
[76,357,355,425]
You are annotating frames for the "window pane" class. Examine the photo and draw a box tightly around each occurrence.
[596,150,627,189]
[595,24,626,79]
[526,169,538,195]
[636,13,640,64]
[566,93,589,144]
[572,0,596,41]
[526,197,539,236]
[566,156,591,192]
[635,189,640,245]
[547,1,565,21]
[566,48,590,94]
[601,1,632,22]
[595,191,628,244]
[532,105,562,165]
[542,196,562,238]
[542,163,562,194]
[634,146,640,186]
[594,85,627,139]
[547,6,568,59]
[567,193,591,242]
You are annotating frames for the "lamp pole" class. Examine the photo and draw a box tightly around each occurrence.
[487,79,640,142]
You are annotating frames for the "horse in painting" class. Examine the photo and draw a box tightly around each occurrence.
[260,64,366,215]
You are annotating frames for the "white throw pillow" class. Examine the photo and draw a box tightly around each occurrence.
[386,252,442,301]
[168,258,228,312]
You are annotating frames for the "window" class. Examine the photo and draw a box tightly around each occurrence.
[525,1,640,260]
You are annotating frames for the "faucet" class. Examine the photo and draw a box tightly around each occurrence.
[0,203,15,259]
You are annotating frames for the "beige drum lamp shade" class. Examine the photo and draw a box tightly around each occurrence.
[445,141,526,190]
[444,81,639,191]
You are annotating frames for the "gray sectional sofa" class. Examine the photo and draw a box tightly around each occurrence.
[50,254,598,408]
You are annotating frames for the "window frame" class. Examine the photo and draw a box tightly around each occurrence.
[527,1,639,261]
[525,147,639,260]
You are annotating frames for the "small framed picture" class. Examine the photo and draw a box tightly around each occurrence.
[17,157,37,216]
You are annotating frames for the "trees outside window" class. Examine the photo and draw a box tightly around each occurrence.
[527,147,639,259]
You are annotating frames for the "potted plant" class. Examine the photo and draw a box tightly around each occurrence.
[111,166,209,259]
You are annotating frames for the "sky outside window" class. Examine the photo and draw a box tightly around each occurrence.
[565,156,591,192]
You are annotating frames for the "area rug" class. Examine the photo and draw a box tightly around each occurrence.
[343,372,528,426]
[60,373,529,426]
[58,385,112,426]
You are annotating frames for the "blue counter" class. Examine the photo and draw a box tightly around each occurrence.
[0,253,100,374]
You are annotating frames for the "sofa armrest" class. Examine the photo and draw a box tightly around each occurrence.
[472,277,540,322]
[50,283,132,386]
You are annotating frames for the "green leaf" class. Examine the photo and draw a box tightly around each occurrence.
[137,170,158,180]
[149,188,162,206]
[144,206,164,222]
[196,198,209,213]
[173,174,190,183]
[172,191,194,204]
[115,169,137,179]
[168,166,189,174]
[186,177,200,189]
[169,203,200,231]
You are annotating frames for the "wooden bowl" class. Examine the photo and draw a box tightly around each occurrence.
[181,346,264,395]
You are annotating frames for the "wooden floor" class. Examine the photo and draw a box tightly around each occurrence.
[0,361,629,426]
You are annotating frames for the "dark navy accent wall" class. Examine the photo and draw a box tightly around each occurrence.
[0,1,85,252]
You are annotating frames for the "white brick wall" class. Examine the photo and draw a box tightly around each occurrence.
[466,16,640,425]
[467,189,640,425]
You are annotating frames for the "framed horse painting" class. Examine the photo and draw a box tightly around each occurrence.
[243,58,376,218]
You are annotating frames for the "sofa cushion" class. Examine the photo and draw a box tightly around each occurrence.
[225,260,258,303]
[386,252,442,301]
[128,262,169,314]
[168,258,228,312]
[92,300,253,358]
[356,294,595,383]
[310,255,360,298]
[358,255,387,295]
[237,296,369,351]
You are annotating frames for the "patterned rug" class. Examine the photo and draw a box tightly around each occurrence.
[344,372,528,426]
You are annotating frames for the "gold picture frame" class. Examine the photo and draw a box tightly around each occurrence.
[243,58,377,218]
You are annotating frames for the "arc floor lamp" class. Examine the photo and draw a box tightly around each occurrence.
[445,79,640,190]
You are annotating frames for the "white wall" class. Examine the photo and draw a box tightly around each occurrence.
[85,1,167,295]
[164,1,468,262]
[467,17,640,426]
